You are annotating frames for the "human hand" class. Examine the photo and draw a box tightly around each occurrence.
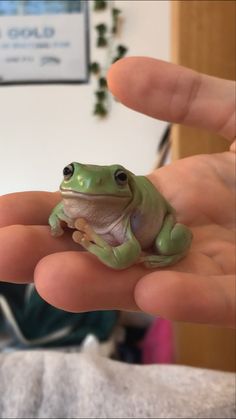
[0,57,235,327]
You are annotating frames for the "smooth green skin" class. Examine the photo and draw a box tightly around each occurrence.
[49,162,192,270]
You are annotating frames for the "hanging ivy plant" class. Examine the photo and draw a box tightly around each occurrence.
[90,0,128,118]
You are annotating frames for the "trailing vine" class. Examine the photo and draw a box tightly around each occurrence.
[89,0,128,118]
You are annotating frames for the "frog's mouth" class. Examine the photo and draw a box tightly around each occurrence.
[60,188,130,199]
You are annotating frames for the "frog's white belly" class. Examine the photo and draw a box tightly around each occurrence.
[62,196,166,250]
[63,196,127,246]
[97,228,124,247]
[102,209,166,250]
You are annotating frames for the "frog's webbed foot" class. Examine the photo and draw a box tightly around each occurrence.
[72,218,141,270]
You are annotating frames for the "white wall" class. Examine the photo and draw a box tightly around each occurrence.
[0,1,170,194]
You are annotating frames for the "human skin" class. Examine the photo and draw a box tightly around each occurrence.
[0,57,235,327]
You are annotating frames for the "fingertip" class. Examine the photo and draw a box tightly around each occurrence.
[107,56,149,99]
[134,271,230,326]
[135,270,212,322]
[107,57,130,98]
[34,251,142,313]
[134,271,182,318]
[34,252,93,312]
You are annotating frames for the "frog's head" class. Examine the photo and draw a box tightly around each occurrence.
[60,162,134,200]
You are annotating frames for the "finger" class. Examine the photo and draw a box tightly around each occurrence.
[230,139,236,153]
[34,251,217,314]
[34,252,147,312]
[107,57,235,140]
[134,271,235,328]
[0,191,60,227]
[0,225,79,283]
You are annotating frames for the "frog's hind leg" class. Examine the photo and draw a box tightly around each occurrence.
[73,218,142,270]
[140,214,192,269]
[155,214,192,255]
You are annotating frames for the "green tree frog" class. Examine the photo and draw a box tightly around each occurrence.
[49,162,192,270]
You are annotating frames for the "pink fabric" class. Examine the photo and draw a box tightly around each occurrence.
[141,318,174,364]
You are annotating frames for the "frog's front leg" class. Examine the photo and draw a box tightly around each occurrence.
[49,201,75,237]
[72,218,141,270]
[140,214,192,268]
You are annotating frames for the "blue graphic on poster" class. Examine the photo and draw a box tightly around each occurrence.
[0,1,89,83]
[0,1,82,15]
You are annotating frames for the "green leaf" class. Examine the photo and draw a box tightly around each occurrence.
[99,77,107,88]
[97,36,107,47]
[112,45,128,63]
[94,102,108,117]
[95,90,107,101]
[95,23,107,35]
[117,45,128,56]
[89,62,101,74]
[112,56,119,64]
[94,0,107,11]
[112,8,121,18]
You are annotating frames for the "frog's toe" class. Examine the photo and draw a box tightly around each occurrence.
[73,231,91,249]
[74,218,87,231]
[51,227,64,237]
[72,230,83,244]
[67,220,75,229]
[75,218,96,242]
[80,234,91,249]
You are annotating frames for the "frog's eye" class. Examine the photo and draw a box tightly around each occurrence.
[114,169,128,186]
[63,164,74,180]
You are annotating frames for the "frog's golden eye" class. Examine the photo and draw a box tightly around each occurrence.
[114,169,128,186]
[63,163,74,180]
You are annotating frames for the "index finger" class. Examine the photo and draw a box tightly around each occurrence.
[107,57,235,141]
[0,191,60,227]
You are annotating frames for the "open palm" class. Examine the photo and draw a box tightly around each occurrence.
[0,57,235,327]
[145,150,235,326]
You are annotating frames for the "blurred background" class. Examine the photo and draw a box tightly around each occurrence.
[0,1,235,373]
[0,0,170,194]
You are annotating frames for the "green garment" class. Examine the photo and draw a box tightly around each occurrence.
[0,284,118,348]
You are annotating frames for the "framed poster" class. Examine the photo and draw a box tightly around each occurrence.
[0,0,89,85]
